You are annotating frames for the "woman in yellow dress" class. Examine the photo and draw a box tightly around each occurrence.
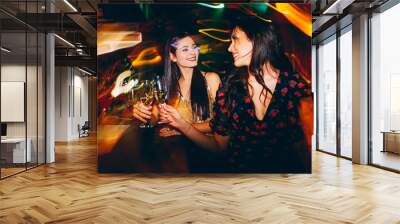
[133,33,221,172]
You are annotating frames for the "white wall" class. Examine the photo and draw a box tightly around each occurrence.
[72,73,89,138]
[1,64,39,138]
[55,66,69,141]
[55,66,89,141]
[1,63,45,163]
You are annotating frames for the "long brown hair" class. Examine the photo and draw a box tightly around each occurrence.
[162,33,210,120]
[224,18,294,106]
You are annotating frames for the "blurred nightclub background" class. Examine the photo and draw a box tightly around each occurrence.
[97,3,311,172]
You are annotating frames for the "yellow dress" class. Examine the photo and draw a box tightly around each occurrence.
[151,85,214,173]
[174,85,214,124]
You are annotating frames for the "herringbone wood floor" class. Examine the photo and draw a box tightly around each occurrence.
[1,136,400,224]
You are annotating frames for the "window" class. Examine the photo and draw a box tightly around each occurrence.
[339,28,352,158]
[371,3,400,171]
[0,1,46,179]
[317,36,337,154]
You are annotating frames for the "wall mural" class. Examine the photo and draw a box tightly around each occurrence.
[97,3,313,173]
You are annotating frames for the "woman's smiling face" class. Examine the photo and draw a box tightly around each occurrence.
[170,36,199,68]
[228,26,253,68]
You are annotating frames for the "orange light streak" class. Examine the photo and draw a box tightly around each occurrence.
[275,3,311,37]
[131,47,162,67]
[199,28,231,42]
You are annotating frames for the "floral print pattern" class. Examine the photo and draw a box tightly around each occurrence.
[210,72,312,173]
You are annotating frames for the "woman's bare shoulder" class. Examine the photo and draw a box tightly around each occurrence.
[203,71,221,84]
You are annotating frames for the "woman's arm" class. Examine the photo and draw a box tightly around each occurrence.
[190,72,222,134]
[204,72,221,100]
[158,114,211,137]
[192,122,212,133]
[160,104,229,151]
[181,121,229,151]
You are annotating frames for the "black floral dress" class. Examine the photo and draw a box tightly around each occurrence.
[210,72,312,173]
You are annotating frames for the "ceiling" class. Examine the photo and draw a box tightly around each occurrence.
[311,0,389,42]
[0,0,394,73]
[0,0,99,71]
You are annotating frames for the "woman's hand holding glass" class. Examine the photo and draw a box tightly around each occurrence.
[133,101,153,123]
[133,80,155,128]
[159,104,190,132]
[155,90,168,124]
[158,126,182,137]
[153,75,168,124]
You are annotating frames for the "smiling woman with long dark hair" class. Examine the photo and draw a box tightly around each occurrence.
[160,19,313,173]
[132,33,221,172]
[162,33,211,122]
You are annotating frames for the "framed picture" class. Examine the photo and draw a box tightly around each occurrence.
[97,3,312,173]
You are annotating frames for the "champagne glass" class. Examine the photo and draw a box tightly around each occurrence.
[192,104,204,124]
[139,80,155,128]
[154,75,169,124]
[192,104,198,123]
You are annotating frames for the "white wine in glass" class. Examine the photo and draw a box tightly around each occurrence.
[154,75,169,125]
[139,80,155,128]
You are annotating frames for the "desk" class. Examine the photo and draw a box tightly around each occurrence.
[381,131,400,154]
[1,138,31,163]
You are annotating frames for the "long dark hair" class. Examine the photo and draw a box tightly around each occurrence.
[162,33,210,120]
[225,18,294,105]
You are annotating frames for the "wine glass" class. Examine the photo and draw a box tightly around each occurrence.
[154,75,169,124]
[139,80,155,128]
[192,104,204,124]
